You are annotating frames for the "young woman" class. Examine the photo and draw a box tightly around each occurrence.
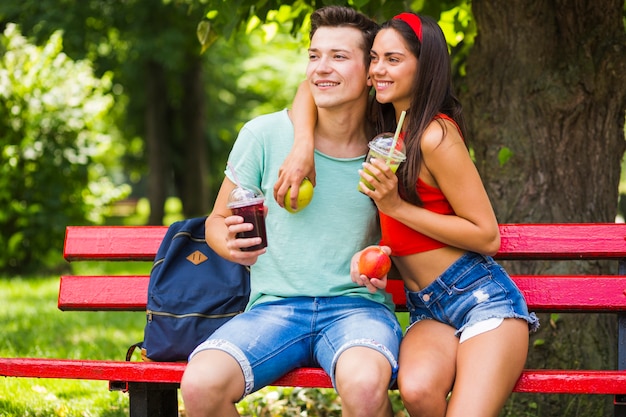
[275,12,539,417]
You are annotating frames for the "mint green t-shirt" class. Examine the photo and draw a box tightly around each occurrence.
[226,109,394,311]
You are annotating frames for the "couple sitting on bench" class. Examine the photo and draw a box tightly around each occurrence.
[180,6,537,417]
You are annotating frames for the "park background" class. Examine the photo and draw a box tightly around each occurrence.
[1,0,625,416]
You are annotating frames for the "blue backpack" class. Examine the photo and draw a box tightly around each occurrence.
[138,216,250,362]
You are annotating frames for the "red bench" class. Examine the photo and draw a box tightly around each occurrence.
[2,223,626,416]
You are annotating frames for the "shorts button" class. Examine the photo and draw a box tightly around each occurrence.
[422,293,431,302]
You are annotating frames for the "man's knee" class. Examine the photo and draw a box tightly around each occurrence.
[335,346,392,405]
[181,350,245,408]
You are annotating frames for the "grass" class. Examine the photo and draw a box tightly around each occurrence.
[0,266,409,417]
[0,275,141,417]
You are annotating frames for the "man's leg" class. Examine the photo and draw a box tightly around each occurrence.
[181,349,245,417]
[335,346,394,417]
[316,296,402,417]
[182,299,313,417]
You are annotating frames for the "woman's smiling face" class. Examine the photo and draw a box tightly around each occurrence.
[369,28,419,112]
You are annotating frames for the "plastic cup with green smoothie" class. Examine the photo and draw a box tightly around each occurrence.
[359,133,406,192]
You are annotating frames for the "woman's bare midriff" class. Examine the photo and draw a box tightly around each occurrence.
[392,246,466,292]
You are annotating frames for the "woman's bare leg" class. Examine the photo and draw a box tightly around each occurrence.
[398,320,457,417]
[445,318,529,417]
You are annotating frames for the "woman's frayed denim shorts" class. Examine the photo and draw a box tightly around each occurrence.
[405,252,539,337]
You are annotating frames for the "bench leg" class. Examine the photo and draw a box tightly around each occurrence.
[616,397,626,417]
[128,382,179,417]
[616,310,626,417]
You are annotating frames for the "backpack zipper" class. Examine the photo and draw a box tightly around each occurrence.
[147,309,243,321]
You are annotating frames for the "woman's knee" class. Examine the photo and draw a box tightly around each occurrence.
[399,371,450,405]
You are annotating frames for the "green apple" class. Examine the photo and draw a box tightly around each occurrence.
[285,178,314,213]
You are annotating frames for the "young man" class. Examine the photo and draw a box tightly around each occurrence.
[180,6,402,417]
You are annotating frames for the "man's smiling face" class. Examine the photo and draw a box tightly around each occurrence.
[306,26,371,111]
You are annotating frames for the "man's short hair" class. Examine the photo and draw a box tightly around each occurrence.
[309,6,379,67]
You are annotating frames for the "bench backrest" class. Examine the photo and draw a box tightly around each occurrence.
[59,223,626,313]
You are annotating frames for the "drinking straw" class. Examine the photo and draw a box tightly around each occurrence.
[227,162,243,189]
[387,110,407,163]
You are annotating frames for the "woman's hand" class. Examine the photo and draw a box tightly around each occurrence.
[357,158,403,215]
[276,81,318,210]
[274,144,316,210]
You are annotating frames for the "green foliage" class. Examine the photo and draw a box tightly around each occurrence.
[201,19,309,198]
[437,2,475,79]
[238,387,342,416]
[498,146,514,166]
[194,0,471,40]
[0,25,129,273]
[238,385,403,416]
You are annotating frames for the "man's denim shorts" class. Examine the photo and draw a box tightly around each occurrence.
[405,252,539,337]
[189,295,403,397]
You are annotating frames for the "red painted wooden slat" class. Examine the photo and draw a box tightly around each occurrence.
[515,276,626,312]
[63,224,626,261]
[63,226,167,261]
[513,370,626,394]
[2,358,626,394]
[0,358,186,383]
[57,275,626,312]
[498,223,626,259]
[272,366,331,388]
[58,276,148,311]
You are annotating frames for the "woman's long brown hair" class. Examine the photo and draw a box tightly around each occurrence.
[370,14,467,206]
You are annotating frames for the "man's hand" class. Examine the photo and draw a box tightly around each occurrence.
[350,246,392,293]
[224,214,266,266]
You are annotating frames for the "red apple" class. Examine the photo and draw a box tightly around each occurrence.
[358,246,391,278]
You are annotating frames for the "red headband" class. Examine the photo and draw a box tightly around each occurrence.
[394,13,422,43]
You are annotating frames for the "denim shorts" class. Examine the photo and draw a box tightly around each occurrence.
[189,296,403,397]
[405,252,539,337]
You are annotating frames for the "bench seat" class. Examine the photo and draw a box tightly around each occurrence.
[3,357,626,395]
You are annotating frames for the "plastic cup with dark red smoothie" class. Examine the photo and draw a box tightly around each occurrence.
[227,186,267,251]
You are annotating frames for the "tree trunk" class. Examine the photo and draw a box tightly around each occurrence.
[176,57,210,218]
[465,0,626,415]
[145,61,170,226]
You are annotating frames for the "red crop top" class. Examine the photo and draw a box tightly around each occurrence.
[379,114,461,256]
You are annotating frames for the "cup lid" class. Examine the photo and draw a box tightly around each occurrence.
[369,133,406,160]
[227,186,264,208]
